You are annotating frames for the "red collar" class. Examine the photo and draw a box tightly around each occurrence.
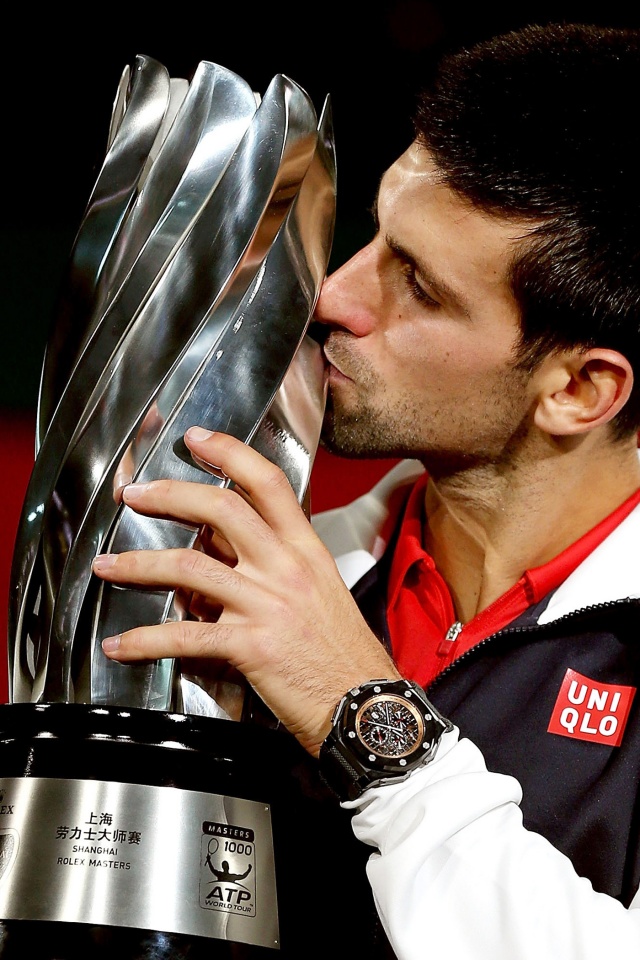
[387,473,640,686]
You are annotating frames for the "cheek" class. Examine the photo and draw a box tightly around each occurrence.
[381,329,474,394]
[379,320,522,402]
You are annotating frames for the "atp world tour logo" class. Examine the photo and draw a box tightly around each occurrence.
[199,821,256,916]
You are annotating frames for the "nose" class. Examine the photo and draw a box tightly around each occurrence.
[314,242,379,337]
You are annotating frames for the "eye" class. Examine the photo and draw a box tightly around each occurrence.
[399,261,440,308]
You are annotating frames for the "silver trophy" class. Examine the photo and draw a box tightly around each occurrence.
[0,54,336,956]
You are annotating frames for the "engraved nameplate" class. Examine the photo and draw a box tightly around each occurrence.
[0,777,279,949]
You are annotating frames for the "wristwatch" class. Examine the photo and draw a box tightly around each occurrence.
[319,678,453,801]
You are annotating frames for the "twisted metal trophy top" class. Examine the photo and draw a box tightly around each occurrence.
[9,55,336,713]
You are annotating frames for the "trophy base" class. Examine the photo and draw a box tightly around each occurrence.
[0,702,376,957]
[0,919,278,958]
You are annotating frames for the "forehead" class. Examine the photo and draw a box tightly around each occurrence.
[377,143,534,299]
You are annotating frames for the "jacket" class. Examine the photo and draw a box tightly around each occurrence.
[312,460,640,959]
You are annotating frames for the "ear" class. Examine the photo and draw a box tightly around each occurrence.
[534,348,634,436]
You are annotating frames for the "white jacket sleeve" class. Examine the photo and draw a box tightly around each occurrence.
[346,727,640,960]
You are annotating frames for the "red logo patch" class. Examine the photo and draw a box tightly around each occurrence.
[548,669,636,746]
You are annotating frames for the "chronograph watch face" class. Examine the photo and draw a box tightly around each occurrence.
[356,693,425,759]
[319,680,453,801]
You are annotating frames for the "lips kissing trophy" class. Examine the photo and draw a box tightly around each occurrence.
[2,55,336,957]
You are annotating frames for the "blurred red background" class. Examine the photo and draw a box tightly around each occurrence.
[0,410,397,706]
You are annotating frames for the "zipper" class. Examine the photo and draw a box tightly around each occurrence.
[426,599,638,695]
[437,620,463,656]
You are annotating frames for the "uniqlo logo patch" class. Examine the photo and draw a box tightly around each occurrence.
[548,669,636,746]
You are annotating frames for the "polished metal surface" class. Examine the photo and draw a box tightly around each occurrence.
[36,55,172,447]
[10,62,259,695]
[58,59,257,444]
[9,57,335,710]
[87,100,334,708]
[0,776,278,947]
[11,61,261,701]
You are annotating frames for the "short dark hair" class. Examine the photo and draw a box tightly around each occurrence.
[413,22,640,437]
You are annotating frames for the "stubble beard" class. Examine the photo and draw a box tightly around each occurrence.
[319,341,415,459]
[320,339,535,479]
[320,388,488,474]
[320,389,418,459]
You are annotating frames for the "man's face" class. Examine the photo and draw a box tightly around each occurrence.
[315,142,540,477]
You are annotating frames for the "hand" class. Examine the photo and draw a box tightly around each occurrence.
[92,428,400,756]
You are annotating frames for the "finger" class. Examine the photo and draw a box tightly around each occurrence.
[92,547,245,611]
[98,618,287,733]
[117,478,255,558]
[118,476,259,539]
[99,618,350,756]
[102,618,228,663]
[120,469,326,576]
[120,479,285,569]
[183,428,312,538]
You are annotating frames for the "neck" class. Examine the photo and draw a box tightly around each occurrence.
[422,432,640,622]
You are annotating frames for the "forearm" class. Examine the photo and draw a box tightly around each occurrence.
[348,729,640,960]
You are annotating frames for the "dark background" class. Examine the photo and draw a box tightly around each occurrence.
[4,0,640,412]
[1,2,639,701]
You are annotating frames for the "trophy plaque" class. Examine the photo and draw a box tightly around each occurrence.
[0,55,377,959]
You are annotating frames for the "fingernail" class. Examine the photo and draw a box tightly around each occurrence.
[102,635,122,653]
[113,466,133,490]
[122,482,152,501]
[93,554,117,570]
[186,426,214,442]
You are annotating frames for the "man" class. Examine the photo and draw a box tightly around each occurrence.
[92,22,640,958]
